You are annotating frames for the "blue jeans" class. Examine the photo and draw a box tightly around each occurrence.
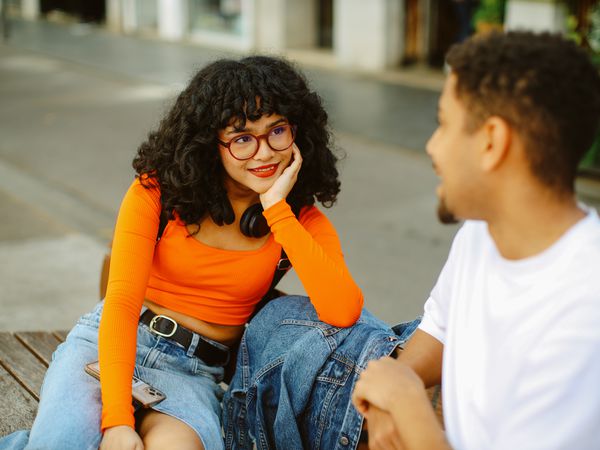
[0,302,225,450]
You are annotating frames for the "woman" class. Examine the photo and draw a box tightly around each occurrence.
[2,56,363,450]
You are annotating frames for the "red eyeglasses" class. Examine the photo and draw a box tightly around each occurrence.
[218,124,297,161]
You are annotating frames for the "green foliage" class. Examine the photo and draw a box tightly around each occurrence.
[588,3,600,53]
[566,14,582,45]
[567,4,600,172]
[473,0,506,25]
[566,2,600,59]
[580,133,600,170]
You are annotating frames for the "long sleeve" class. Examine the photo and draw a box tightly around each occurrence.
[263,200,363,327]
[97,179,161,430]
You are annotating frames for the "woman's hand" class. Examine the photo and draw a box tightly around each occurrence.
[100,425,144,450]
[259,144,302,210]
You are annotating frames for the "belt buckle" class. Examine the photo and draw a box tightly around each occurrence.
[149,314,178,338]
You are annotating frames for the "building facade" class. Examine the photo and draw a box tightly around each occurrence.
[17,0,584,71]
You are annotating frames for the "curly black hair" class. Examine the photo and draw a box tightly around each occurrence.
[132,56,340,226]
[447,31,600,193]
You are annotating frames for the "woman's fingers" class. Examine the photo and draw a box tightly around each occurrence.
[259,144,303,209]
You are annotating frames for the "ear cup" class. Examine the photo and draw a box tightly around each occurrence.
[239,203,270,238]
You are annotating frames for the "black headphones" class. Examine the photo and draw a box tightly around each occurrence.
[239,203,270,238]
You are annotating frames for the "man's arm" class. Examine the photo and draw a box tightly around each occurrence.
[354,329,447,450]
[397,329,443,387]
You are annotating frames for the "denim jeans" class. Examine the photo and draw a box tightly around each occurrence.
[223,295,421,450]
[0,302,225,450]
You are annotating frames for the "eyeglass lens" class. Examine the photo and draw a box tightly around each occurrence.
[230,125,294,159]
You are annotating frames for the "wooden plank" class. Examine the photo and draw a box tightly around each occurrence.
[52,330,68,342]
[0,334,47,400]
[0,363,38,435]
[14,332,62,366]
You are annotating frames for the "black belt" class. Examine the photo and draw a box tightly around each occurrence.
[140,310,230,367]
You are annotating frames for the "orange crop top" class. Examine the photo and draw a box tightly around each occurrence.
[98,178,363,431]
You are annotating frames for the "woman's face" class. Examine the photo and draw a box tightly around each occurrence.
[218,114,294,196]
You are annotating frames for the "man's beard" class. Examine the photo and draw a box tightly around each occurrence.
[437,196,459,224]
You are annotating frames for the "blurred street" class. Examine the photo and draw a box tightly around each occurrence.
[1,19,599,331]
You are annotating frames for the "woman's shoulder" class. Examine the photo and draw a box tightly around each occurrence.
[122,175,161,210]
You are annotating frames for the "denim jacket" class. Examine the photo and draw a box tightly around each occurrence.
[222,295,420,450]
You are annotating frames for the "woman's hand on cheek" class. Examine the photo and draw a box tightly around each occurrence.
[259,144,302,210]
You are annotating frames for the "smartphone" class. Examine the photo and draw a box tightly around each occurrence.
[85,361,166,408]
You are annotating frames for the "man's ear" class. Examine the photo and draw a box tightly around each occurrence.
[480,116,511,172]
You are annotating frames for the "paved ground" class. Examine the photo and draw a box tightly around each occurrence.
[1,19,599,331]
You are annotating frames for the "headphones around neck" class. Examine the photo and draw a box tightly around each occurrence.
[239,203,270,238]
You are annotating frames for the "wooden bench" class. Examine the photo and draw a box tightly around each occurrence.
[0,331,67,436]
[0,330,444,441]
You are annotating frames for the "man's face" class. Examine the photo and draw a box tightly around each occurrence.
[426,73,484,224]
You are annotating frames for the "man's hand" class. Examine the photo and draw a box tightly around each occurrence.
[259,144,302,210]
[353,357,425,415]
[353,357,450,450]
[364,406,405,450]
[100,425,144,450]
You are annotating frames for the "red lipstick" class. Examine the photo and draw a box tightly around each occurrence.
[249,163,279,178]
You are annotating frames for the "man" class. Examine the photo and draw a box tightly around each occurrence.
[352,31,600,449]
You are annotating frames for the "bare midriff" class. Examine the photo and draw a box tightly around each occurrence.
[143,299,245,347]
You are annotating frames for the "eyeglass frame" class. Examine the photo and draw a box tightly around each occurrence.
[217,124,298,161]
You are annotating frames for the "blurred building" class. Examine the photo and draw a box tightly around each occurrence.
[12,0,594,72]
[105,0,412,71]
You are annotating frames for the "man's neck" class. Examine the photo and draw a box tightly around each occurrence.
[486,190,586,260]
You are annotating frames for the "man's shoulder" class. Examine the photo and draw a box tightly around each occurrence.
[581,206,600,237]
[447,220,490,252]
[568,207,600,258]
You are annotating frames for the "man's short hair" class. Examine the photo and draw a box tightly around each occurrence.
[447,31,600,193]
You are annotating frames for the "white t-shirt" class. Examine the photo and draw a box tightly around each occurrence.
[419,208,600,450]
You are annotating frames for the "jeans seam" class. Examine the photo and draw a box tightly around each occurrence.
[253,357,284,381]
[137,329,162,368]
[314,381,339,448]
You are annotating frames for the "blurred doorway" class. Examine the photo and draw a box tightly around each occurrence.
[40,0,105,23]
[428,0,460,67]
[400,0,477,68]
[402,0,420,65]
[317,0,333,49]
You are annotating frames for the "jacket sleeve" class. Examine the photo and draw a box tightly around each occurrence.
[263,200,363,327]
